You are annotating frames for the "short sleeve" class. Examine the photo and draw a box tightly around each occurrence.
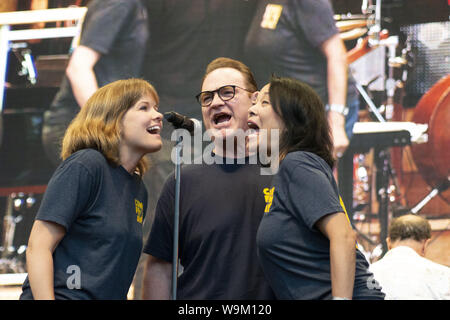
[36,161,96,231]
[80,0,135,54]
[143,175,175,262]
[286,161,343,230]
[290,0,338,48]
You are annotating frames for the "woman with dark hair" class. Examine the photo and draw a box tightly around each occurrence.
[248,76,384,300]
[20,78,163,299]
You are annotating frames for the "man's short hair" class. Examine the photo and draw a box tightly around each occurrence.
[388,214,432,242]
[202,57,258,92]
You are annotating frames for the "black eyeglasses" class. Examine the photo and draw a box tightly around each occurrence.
[196,85,253,107]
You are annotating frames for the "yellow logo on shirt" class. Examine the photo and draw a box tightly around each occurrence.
[135,199,143,224]
[263,187,275,213]
[339,196,359,249]
[339,196,351,224]
[260,4,283,30]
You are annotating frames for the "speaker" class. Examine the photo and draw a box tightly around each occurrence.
[401,21,450,107]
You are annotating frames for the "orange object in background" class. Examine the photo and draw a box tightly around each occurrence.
[411,75,450,205]
[0,0,18,13]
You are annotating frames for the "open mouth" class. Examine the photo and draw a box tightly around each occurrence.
[247,120,260,131]
[146,125,161,134]
[213,112,232,125]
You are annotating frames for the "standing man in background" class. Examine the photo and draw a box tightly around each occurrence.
[244,0,359,158]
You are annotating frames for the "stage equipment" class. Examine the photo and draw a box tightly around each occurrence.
[409,75,450,210]
[0,7,87,272]
[338,121,428,253]
[337,0,449,256]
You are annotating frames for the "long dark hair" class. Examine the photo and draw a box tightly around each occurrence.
[269,76,335,168]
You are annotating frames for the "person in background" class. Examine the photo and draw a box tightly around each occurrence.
[249,76,385,299]
[369,214,450,300]
[20,78,163,300]
[245,0,359,158]
[141,57,275,300]
[42,0,148,167]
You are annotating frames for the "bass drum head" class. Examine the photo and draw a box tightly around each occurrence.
[411,75,450,204]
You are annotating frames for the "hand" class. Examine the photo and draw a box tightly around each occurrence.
[328,111,349,158]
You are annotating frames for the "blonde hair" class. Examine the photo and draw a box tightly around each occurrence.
[61,78,159,175]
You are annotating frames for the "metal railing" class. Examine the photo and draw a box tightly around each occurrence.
[0,7,87,112]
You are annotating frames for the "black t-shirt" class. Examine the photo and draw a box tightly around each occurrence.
[257,151,385,300]
[51,0,148,112]
[144,156,275,299]
[244,0,358,105]
[142,0,257,120]
[21,149,148,300]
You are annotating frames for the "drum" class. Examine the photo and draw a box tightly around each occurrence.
[411,75,450,204]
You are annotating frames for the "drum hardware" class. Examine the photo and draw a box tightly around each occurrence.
[341,2,425,256]
[348,18,418,255]
[374,148,399,254]
[355,82,386,123]
[0,191,37,273]
[361,0,372,16]
[388,56,407,69]
[366,0,381,47]
[348,30,395,122]
[11,42,37,86]
[340,1,450,259]
[348,58,447,259]
[409,179,449,215]
[334,14,368,21]
[2,193,24,258]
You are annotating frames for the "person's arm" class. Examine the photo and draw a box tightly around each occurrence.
[26,220,66,300]
[320,33,349,157]
[65,45,101,108]
[316,212,356,299]
[141,255,172,300]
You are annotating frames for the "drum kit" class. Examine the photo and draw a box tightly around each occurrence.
[334,0,449,260]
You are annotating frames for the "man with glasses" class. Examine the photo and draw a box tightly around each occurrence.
[141,57,275,300]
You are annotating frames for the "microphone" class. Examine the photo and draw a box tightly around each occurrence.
[163,111,201,135]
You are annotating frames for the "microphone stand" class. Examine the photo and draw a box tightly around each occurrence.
[163,111,200,299]
[171,134,183,300]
